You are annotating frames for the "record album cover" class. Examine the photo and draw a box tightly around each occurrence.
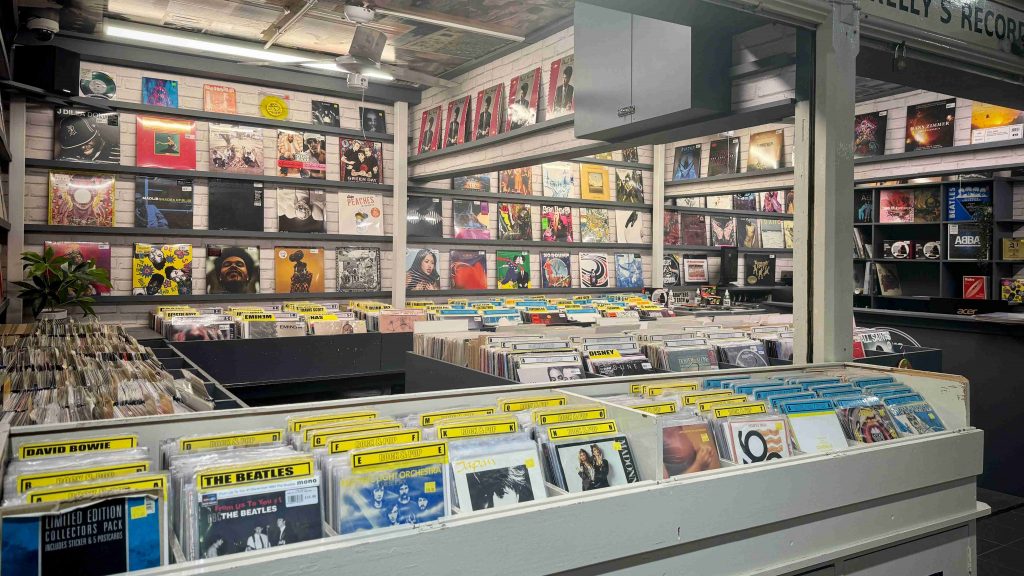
[277,189,326,233]
[498,203,532,241]
[450,250,488,290]
[683,258,709,283]
[620,147,639,163]
[206,245,260,294]
[970,102,1024,144]
[785,189,796,214]
[340,139,383,184]
[203,84,237,113]
[48,171,115,227]
[44,241,111,294]
[79,68,116,99]
[453,199,490,240]
[948,223,986,260]
[453,174,491,191]
[664,213,682,245]
[747,129,785,172]
[854,111,888,158]
[580,164,610,201]
[615,209,642,244]
[761,190,784,213]
[614,253,644,288]
[136,115,197,170]
[277,130,326,179]
[663,254,682,286]
[53,107,120,164]
[275,247,324,293]
[682,214,708,246]
[443,96,472,148]
[838,403,900,443]
[543,162,575,198]
[339,193,384,236]
[499,167,533,195]
[738,218,761,248]
[474,83,504,140]
[874,262,902,296]
[452,445,546,511]
[745,254,776,286]
[258,91,291,120]
[913,188,941,223]
[672,144,702,180]
[312,100,341,127]
[676,196,706,209]
[135,176,193,229]
[615,169,644,204]
[407,197,443,238]
[879,190,914,223]
[337,463,446,535]
[336,247,381,291]
[541,205,573,242]
[142,77,178,108]
[580,208,612,243]
[662,422,720,478]
[725,417,792,464]
[497,250,531,289]
[554,436,640,492]
[360,107,387,133]
[760,220,784,249]
[405,248,441,291]
[783,221,795,249]
[547,54,575,118]
[199,479,322,556]
[132,243,192,295]
[905,98,956,151]
[505,68,541,131]
[579,252,609,288]
[733,192,758,211]
[208,179,264,231]
[707,137,740,177]
[706,195,732,210]
[710,216,736,247]
[542,252,572,288]
[209,123,263,174]
[946,184,992,222]
[855,190,874,223]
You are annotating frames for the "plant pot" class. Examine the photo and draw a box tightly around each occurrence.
[38,308,69,321]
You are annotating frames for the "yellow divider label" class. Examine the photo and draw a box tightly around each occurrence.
[19,435,138,459]
[180,429,283,452]
[547,419,618,441]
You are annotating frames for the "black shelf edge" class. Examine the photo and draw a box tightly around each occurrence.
[666,184,795,200]
[854,162,1024,185]
[0,298,9,318]
[408,115,574,165]
[223,369,407,389]
[407,237,652,250]
[871,221,942,226]
[24,224,393,244]
[67,97,394,142]
[406,186,654,211]
[663,206,793,220]
[865,258,940,264]
[664,167,794,188]
[853,178,994,191]
[90,292,392,305]
[571,157,654,171]
[25,158,394,194]
[0,217,10,233]
[408,287,641,297]
[853,139,1024,166]
[664,245,793,254]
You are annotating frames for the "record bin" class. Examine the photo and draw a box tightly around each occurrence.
[0,363,985,576]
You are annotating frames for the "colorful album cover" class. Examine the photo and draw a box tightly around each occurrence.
[547,54,575,118]
[543,162,575,198]
[340,139,384,184]
[579,164,610,201]
[135,176,193,229]
[946,184,992,222]
[614,253,644,288]
[615,169,644,204]
[905,98,956,151]
[683,258,709,283]
[785,189,796,214]
[360,107,388,133]
[258,90,291,120]
[449,250,488,290]
[725,418,793,464]
[209,123,263,174]
[580,208,612,243]
[579,252,609,288]
[672,144,702,180]
[453,174,491,191]
[854,190,874,223]
[664,213,682,246]
[710,216,737,247]
[738,218,761,248]
[206,245,260,294]
[676,196,706,208]
[760,220,784,249]
[663,255,682,286]
[136,115,196,170]
[553,436,640,492]
[44,241,111,294]
[277,189,326,233]
[405,248,441,291]
[451,445,546,512]
[506,68,541,131]
[707,137,740,177]
[453,199,490,240]
[53,107,120,164]
[339,193,383,236]
[879,190,914,223]
[277,130,327,179]
[79,67,117,99]
[838,403,900,443]
[47,171,115,227]
[783,221,795,248]
[203,84,237,113]
[336,247,381,291]
[541,205,573,242]
[745,254,776,286]
[854,111,888,158]
[970,102,1024,144]
[761,190,785,213]
[208,179,264,231]
[417,106,442,153]
[497,250,531,289]
[499,167,532,195]
[662,422,720,478]
[542,252,572,288]
[615,209,642,244]
[733,192,758,211]
[443,96,472,148]
[913,188,942,223]
[886,399,946,435]
[337,463,447,535]
[275,247,324,293]
[407,197,443,238]
[681,215,707,246]
[747,129,785,172]
[498,203,532,241]
[142,77,178,108]
[474,83,504,140]
[311,100,341,127]
[132,243,193,295]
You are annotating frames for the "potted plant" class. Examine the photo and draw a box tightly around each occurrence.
[14,247,111,319]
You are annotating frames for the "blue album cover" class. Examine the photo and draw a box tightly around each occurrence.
[614,253,644,288]
[2,495,162,575]
[945,184,991,222]
[338,463,448,535]
[142,77,179,108]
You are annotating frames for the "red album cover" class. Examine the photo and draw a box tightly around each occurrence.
[136,115,197,170]
[547,54,574,117]
[417,106,442,154]
[44,241,112,294]
[505,68,541,132]
[443,96,471,148]
[963,276,987,300]
[473,83,504,140]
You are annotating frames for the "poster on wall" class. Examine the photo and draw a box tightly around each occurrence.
[905,98,956,151]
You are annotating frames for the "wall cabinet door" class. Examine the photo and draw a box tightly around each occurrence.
[573,2,633,139]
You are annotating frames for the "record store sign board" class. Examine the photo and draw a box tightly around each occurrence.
[860,0,1024,59]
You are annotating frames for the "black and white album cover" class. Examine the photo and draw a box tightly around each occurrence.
[360,107,388,133]
[336,247,381,291]
[451,444,547,512]
[311,100,340,127]
[278,189,326,233]
[54,107,121,164]
[554,436,641,493]
[406,197,443,238]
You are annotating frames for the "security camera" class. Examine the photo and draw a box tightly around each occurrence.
[26,9,60,42]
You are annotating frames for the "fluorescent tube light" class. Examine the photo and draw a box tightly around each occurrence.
[104,22,313,64]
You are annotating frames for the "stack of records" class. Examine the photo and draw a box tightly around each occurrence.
[642,338,718,373]
[714,338,771,368]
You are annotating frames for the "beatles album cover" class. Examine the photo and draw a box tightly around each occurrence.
[541,205,573,242]
[312,100,341,127]
[738,218,761,248]
[664,213,682,246]
[761,190,785,213]
[275,247,325,293]
[499,167,533,195]
[547,54,575,118]
[199,479,322,556]
[615,209,642,244]
[453,174,491,191]
[277,189,326,233]
[453,199,490,240]
[542,252,572,288]
[497,250,531,289]
[417,106,442,154]
[340,139,384,184]
[443,95,472,148]
[336,247,381,292]
[208,179,264,231]
[879,190,914,223]
[854,190,874,223]
[407,197,443,238]
[203,84,237,113]
[339,193,384,236]
[44,241,111,294]
[615,169,644,204]
[554,436,640,492]
[579,252,609,288]
[48,171,115,227]
[970,102,1024,144]
[360,107,388,133]
[135,176,193,229]
[760,219,784,249]
[710,216,737,247]
[946,183,992,222]
[733,192,758,211]
[449,250,488,290]
[913,188,942,223]
[474,83,504,140]
[672,144,702,181]
[277,130,327,179]
[209,123,264,174]
[662,422,720,478]
[136,115,196,170]
[543,162,575,198]
[707,137,740,177]
[615,253,644,288]
[905,98,956,151]
[747,129,785,172]
[132,243,193,295]
[505,68,541,131]
[682,214,707,246]
[405,248,441,291]
[498,202,532,241]
[854,111,888,158]
[580,208,612,243]
[142,77,178,108]
[745,254,776,286]
[579,164,610,201]
[54,107,120,164]
[205,245,260,294]
[663,254,682,286]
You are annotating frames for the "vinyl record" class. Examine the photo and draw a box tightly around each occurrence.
[80,71,116,99]
[259,94,289,120]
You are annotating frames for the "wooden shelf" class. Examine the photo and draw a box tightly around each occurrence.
[25,224,392,244]
[407,186,653,211]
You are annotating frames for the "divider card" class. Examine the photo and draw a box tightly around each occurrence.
[18,435,139,460]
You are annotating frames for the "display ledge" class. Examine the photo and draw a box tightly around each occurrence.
[24,158,394,194]
[666,183,795,201]
[854,161,1024,186]
[407,287,642,297]
[665,166,794,188]
[88,291,391,305]
[663,205,793,220]
[24,224,393,244]
[407,186,654,211]
[853,139,1024,166]
[866,221,942,226]
[407,237,651,250]
[408,115,574,165]
[571,157,654,170]
[855,258,940,263]
[853,177,995,191]
[67,97,394,142]
[664,245,793,254]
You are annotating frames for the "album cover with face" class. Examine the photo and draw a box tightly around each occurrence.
[312,100,341,127]
[360,107,387,133]
[206,245,260,294]
[505,68,541,131]
[54,107,121,164]
[277,189,326,233]
[443,95,472,148]
[662,422,720,478]
[451,443,547,512]
[553,436,641,493]
[474,83,504,140]
[547,54,575,118]
[417,106,442,153]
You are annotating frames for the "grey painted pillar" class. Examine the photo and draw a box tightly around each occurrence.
[392,101,409,308]
[651,144,666,289]
[7,97,26,321]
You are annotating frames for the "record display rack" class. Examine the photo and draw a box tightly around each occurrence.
[663,245,792,255]
[663,205,794,220]
[87,291,392,305]
[407,185,655,211]
[408,237,651,251]
[23,224,392,244]
[406,286,639,297]
[0,363,985,575]
[407,114,574,164]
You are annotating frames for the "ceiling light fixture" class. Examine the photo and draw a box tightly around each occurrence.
[104,22,314,64]
[302,61,394,81]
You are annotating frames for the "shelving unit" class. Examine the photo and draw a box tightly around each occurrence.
[24,224,392,244]
[408,185,655,211]
[88,291,392,305]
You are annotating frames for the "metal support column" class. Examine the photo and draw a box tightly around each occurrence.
[392,101,409,308]
[651,144,666,289]
[7,97,25,321]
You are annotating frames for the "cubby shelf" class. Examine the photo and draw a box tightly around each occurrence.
[90,292,392,305]
[24,224,392,244]
[408,237,651,251]
[407,186,653,211]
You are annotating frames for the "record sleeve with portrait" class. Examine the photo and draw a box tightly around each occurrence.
[499,167,533,195]
[274,247,325,293]
[672,144,702,181]
[496,250,531,289]
[614,253,644,288]
[336,247,381,291]
[340,139,384,184]
[311,100,340,127]
[474,83,504,140]
[443,95,472,148]
[405,248,441,291]
[360,107,387,133]
[542,252,572,288]
[541,205,573,242]
[450,440,547,512]
[206,245,260,294]
[336,461,449,535]
[547,54,575,118]
[132,243,193,296]
[136,115,196,170]
[209,123,264,175]
[498,203,532,241]
[135,176,193,229]
[663,254,682,286]
[662,421,720,478]
[553,436,641,493]
[277,189,326,233]
[53,107,121,164]
[44,241,111,294]
[208,179,264,232]
[505,68,541,131]
[406,197,443,238]
[276,130,327,179]
[738,218,761,248]
[417,106,443,153]
[48,171,116,227]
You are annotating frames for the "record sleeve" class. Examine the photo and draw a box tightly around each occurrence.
[276,130,326,179]
[453,174,491,191]
[449,250,488,290]
[682,214,707,246]
[277,189,326,233]
[664,213,681,246]
[761,190,784,213]
[579,165,610,201]
[203,84,237,113]
[541,205,573,242]
[707,195,732,210]
[44,241,111,294]
[474,84,504,140]
[885,397,946,435]
[724,417,792,464]
[443,96,472,148]
[615,169,644,203]
[453,199,490,240]
[785,190,796,214]
[580,208,612,243]
[498,203,532,241]
[405,248,441,291]
[747,129,785,172]
[406,197,443,238]
[970,102,1024,144]
[339,193,384,236]
[208,179,264,232]
[579,253,609,288]
[947,223,986,260]
[759,220,784,249]
[312,100,341,127]
[359,107,387,133]
[450,440,547,512]
[879,190,914,222]
[783,221,795,248]
[542,162,575,198]
[274,247,325,293]
[497,250,531,289]
[662,422,720,478]
[136,116,195,170]
[913,188,941,223]
[615,209,642,244]
[541,252,572,288]
[614,253,643,288]
[547,54,575,118]
[54,107,120,164]
[738,218,761,248]
[733,192,758,211]
[854,190,873,223]
[505,68,540,131]
[417,106,442,153]
[873,262,902,296]
[672,144,701,180]
[79,68,117,99]
[206,245,260,294]
[744,254,776,286]
[132,243,193,296]
[135,176,193,229]
[710,217,736,247]
[336,248,381,292]
[336,456,448,535]
[499,167,532,195]
[662,255,682,286]
[946,184,991,222]
[339,139,382,184]
[905,98,956,151]
[854,111,887,158]
[209,124,263,175]
[553,436,640,492]
[683,258,708,283]
[48,171,116,227]
[837,401,900,443]
[142,77,178,108]
[707,137,740,177]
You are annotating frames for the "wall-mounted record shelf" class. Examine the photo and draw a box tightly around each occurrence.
[664,245,793,255]
[664,205,793,220]
[407,237,652,251]
[89,291,392,305]
[408,115,574,164]
[408,287,642,297]
[25,158,394,194]
[852,139,1024,166]
[407,186,654,211]
[570,157,654,170]
[666,183,795,199]
[665,167,795,188]
[24,224,393,244]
